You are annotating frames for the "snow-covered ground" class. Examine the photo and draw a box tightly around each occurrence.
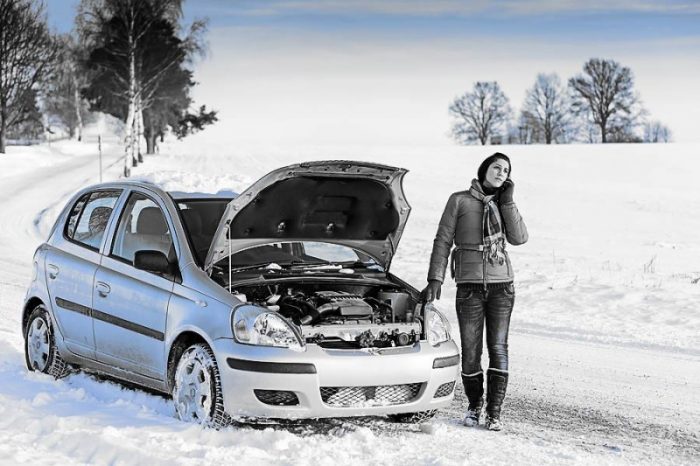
[0,129,698,465]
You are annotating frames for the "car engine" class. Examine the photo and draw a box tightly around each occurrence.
[232,284,422,349]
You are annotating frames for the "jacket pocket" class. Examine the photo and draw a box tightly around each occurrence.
[456,249,483,281]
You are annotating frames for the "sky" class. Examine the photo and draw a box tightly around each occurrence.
[46,0,700,145]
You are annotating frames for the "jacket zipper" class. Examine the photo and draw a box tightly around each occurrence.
[482,207,488,292]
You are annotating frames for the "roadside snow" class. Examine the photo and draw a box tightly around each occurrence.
[0,133,698,465]
[135,137,700,354]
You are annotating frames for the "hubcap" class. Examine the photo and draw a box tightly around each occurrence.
[173,347,213,423]
[27,317,50,372]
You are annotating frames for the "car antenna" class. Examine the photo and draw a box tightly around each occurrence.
[227,220,232,294]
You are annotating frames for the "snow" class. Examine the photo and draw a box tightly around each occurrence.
[0,129,698,465]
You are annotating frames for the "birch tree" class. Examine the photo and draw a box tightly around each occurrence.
[79,0,208,170]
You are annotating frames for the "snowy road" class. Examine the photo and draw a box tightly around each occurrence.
[0,137,698,465]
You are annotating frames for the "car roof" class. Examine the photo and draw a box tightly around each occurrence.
[78,180,237,201]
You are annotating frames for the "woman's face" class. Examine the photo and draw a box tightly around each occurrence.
[483,159,510,188]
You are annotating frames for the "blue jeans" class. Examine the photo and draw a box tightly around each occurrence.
[456,284,515,374]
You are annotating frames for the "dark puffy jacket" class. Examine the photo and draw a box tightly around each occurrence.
[427,182,528,284]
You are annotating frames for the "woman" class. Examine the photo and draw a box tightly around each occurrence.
[423,152,528,431]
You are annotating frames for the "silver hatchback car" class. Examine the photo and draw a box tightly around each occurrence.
[23,161,459,426]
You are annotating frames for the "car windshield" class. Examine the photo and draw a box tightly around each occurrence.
[176,199,230,266]
[225,241,383,272]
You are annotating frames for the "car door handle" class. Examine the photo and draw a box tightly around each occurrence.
[96,282,111,297]
[47,264,59,279]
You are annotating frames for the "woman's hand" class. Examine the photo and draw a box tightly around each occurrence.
[421,280,442,302]
[500,179,515,204]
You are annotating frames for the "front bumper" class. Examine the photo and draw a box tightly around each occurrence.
[213,338,460,419]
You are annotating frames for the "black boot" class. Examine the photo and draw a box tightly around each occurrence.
[485,369,509,431]
[461,372,484,427]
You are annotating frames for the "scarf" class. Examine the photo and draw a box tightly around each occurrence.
[469,179,506,265]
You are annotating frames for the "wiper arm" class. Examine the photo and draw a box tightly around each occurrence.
[229,262,286,273]
[339,260,384,271]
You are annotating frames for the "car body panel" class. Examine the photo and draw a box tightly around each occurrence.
[213,337,459,419]
[93,257,173,379]
[44,244,100,359]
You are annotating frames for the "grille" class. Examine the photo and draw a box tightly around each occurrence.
[320,383,423,407]
[254,389,300,406]
[433,381,455,398]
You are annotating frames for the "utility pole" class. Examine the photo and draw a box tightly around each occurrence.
[98,134,103,182]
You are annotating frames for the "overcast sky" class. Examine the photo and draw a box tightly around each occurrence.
[47,0,700,145]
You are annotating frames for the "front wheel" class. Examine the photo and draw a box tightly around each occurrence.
[172,343,229,428]
[387,410,437,423]
[24,305,70,378]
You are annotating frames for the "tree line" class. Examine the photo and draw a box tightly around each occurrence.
[0,0,217,171]
[449,58,672,145]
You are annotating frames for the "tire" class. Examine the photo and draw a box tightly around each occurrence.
[387,410,437,424]
[172,343,230,428]
[24,305,70,379]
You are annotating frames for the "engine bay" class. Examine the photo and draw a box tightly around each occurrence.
[232,282,423,349]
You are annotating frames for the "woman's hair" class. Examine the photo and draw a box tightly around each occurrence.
[477,152,511,183]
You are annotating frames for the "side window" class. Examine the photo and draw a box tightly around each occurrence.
[65,190,121,250]
[111,192,174,265]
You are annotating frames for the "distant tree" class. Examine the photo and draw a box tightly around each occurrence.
[606,119,644,143]
[44,34,90,140]
[78,0,212,172]
[449,81,512,145]
[568,58,641,143]
[514,112,539,144]
[520,73,570,144]
[643,121,672,143]
[0,0,56,153]
[5,87,43,140]
[173,105,218,139]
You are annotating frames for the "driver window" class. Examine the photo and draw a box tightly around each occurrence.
[111,192,173,265]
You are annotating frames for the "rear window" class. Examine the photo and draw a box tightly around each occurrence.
[64,190,121,251]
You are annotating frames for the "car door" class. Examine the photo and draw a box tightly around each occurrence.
[45,189,122,359]
[92,189,176,380]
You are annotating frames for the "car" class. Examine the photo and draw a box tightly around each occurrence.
[22,160,459,426]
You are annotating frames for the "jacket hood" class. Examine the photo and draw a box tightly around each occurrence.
[204,161,411,273]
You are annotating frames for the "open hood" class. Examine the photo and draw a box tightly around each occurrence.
[204,161,411,274]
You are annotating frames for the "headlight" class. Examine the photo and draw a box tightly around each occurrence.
[232,306,304,351]
[426,304,450,346]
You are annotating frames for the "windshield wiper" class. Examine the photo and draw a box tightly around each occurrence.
[339,260,384,271]
[229,262,290,273]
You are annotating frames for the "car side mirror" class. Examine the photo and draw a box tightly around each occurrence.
[134,250,174,275]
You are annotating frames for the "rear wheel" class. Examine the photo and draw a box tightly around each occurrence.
[24,305,70,378]
[387,410,437,423]
[172,343,229,428]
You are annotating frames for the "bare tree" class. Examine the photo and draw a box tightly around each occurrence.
[568,58,640,143]
[644,120,672,143]
[44,34,90,140]
[520,73,569,144]
[0,0,56,153]
[449,81,512,145]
